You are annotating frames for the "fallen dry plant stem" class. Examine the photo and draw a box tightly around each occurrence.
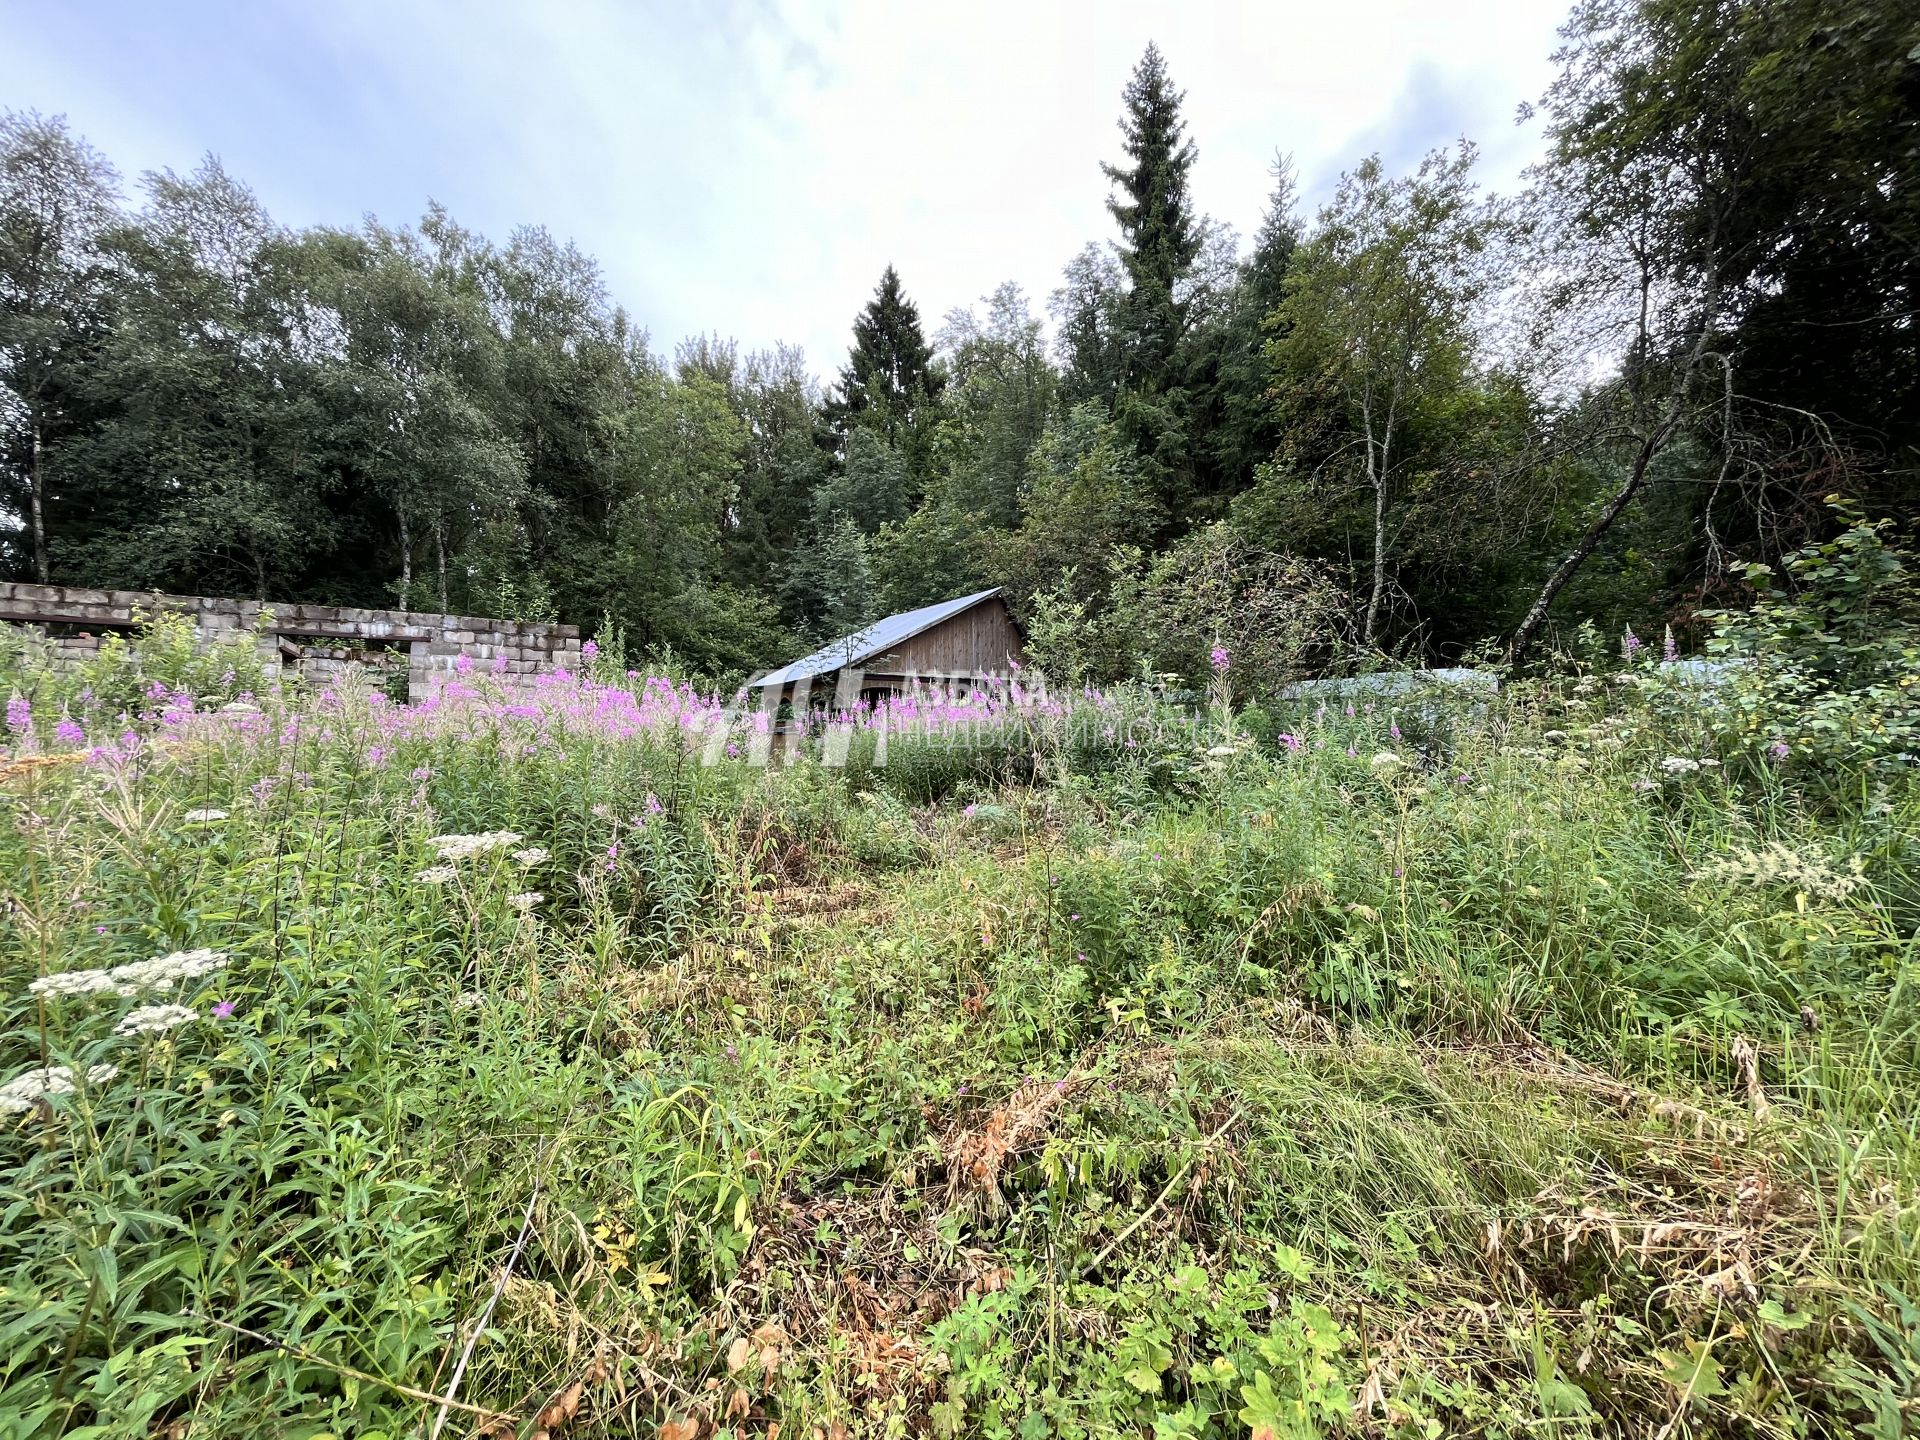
[430,1175,543,1440]
[1078,1110,1240,1278]
[188,1311,516,1427]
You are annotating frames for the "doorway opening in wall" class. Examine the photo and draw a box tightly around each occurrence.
[276,633,414,703]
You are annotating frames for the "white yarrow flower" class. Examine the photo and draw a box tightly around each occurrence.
[1369,752,1405,769]
[1,1066,73,1113]
[1660,756,1700,774]
[28,968,127,999]
[426,831,525,861]
[415,864,458,885]
[183,808,230,823]
[0,1063,120,1113]
[508,891,544,911]
[512,847,549,867]
[109,949,229,992]
[114,1004,198,1038]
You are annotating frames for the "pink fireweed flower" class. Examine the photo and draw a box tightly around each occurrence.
[1210,645,1230,672]
[211,999,236,1019]
[54,717,85,748]
[5,696,30,734]
[581,639,599,661]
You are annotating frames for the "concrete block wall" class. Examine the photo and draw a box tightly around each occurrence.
[0,582,582,702]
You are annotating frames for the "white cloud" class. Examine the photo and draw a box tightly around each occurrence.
[7,0,1566,379]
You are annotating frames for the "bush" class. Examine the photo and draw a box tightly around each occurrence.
[1699,500,1920,782]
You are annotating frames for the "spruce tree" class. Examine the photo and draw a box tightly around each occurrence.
[1096,44,1205,530]
[1103,43,1201,387]
[822,264,942,449]
[1198,156,1301,496]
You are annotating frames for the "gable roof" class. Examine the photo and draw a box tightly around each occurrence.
[748,587,1005,688]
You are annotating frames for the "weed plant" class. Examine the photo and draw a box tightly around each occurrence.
[1,627,1917,1437]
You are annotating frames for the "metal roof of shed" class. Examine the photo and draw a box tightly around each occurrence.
[748,587,1004,688]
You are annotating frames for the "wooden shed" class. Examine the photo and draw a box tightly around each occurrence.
[747,588,1026,711]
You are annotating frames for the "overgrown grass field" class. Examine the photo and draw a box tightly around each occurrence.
[3,631,1919,1437]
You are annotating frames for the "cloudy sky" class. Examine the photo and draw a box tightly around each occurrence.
[7,0,1568,380]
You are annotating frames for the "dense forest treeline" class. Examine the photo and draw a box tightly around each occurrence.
[2,0,1915,689]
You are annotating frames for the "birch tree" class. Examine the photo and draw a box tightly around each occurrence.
[0,112,117,583]
[1266,144,1497,648]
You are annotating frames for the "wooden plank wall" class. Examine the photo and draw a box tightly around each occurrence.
[872,597,1025,677]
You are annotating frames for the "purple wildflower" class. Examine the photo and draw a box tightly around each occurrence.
[54,717,85,748]
[5,696,29,734]
[581,639,599,662]
[1210,645,1231,673]
[212,999,237,1020]
[1767,740,1790,760]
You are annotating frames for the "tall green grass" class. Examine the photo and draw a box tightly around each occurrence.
[1,664,1915,1437]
